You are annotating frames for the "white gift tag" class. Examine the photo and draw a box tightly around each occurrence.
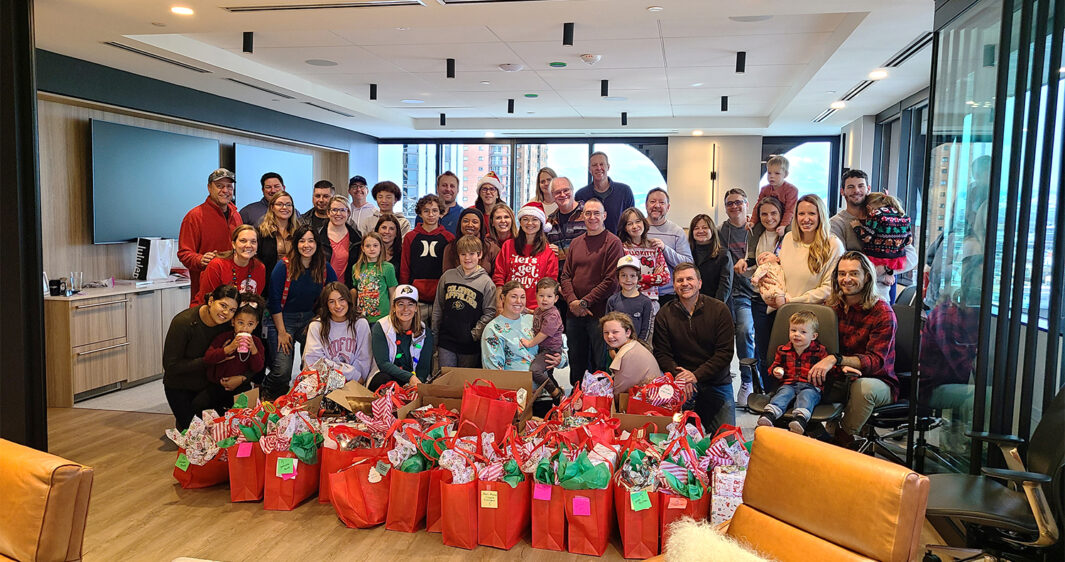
[658,385,674,400]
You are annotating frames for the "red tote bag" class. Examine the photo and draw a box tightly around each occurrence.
[476,479,531,550]
[226,442,266,502]
[263,450,320,510]
[458,379,519,443]
[426,468,446,533]
[615,480,660,559]
[173,448,228,489]
[329,456,392,528]
[531,482,566,551]
[318,447,362,504]
[385,468,431,532]
[440,471,479,550]
[563,485,615,556]
[626,396,679,417]
[658,489,710,546]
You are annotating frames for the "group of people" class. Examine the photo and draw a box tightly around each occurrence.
[164,152,916,449]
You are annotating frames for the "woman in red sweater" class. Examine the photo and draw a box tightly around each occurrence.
[493,201,559,309]
[192,224,266,307]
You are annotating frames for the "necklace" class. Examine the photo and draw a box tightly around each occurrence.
[231,259,253,289]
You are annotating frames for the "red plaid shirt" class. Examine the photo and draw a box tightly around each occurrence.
[835,299,898,400]
[769,340,829,387]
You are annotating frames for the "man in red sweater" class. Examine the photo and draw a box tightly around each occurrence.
[560,198,625,385]
[178,168,243,304]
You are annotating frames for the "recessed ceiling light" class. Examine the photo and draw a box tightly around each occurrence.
[395,26,410,31]
[306,59,338,67]
[401,99,425,104]
[825,90,837,94]
[170,6,194,15]
[690,82,703,87]
[524,93,539,98]
[484,131,496,138]
[868,68,889,80]
[151,22,166,27]
[499,63,523,72]
[692,130,704,136]
[480,80,491,85]
[830,101,846,110]
[729,15,772,23]
[647,6,664,12]
[526,111,535,114]
[604,96,627,102]
[549,61,567,68]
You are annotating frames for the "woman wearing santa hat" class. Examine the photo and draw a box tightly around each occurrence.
[473,171,505,216]
[492,201,559,309]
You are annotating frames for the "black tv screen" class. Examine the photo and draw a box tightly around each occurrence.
[90,120,220,243]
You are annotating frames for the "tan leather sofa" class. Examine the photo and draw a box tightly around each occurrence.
[0,439,93,562]
[724,426,930,561]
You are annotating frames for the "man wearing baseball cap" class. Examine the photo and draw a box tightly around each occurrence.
[178,168,243,303]
[347,175,378,235]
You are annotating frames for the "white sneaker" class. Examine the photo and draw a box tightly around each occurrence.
[736,382,754,408]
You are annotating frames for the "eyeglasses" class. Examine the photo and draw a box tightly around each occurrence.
[725,200,746,207]
[329,208,349,215]
[274,202,294,209]
[584,210,603,217]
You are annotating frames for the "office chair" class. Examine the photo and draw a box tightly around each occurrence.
[745,303,846,431]
[858,303,967,473]
[923,387,1064,560]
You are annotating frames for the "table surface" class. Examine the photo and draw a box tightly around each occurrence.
[43,278,190,302]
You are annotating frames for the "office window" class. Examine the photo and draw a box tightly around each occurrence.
[592,142,668,212]
[759,138,840,212]
[377,143,437,219]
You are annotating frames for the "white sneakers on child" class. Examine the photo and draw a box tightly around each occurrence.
[736,382,753,408]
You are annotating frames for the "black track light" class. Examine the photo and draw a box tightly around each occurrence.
[243,32,253,54]
[735,51,746,74]
[507,99,515,114]
[563,22,574,46]
[721,96,729,112]
[440,113,446,126]
[621,112,628,126]
[369,84,377,100]
[601,79,609,97]
[446,58,455,78]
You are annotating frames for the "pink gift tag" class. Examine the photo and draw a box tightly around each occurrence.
[667,496,687,509]
[572,495,591,516]
[236,442,254,458]
[533,483,552,501]
[281,469,298,481]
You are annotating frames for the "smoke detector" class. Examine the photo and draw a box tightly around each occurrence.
[580,53,602,65]
[498,63,524,72]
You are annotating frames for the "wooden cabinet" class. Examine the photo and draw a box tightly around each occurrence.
[45,281,191,406]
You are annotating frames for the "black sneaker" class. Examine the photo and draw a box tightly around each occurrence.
[788,414,808,434]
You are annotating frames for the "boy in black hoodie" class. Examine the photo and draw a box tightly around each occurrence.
[432,235,498,367]
[401,194,455,327]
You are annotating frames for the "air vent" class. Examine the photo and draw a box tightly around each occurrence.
[103,42,211,73]
[225,78,296,99]
[882,32,933,68]
[224,1,423,12]
[812,108,836,123]
[840,80,874,102]
[304,101,355,117]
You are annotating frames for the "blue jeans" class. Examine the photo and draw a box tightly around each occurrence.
[437,346,480,368]
[565,315,605,386]
[728,294,755,383]
[766,382,822,419]
[750,296,776,388]
[693,382,736,434]
[263,310,314,397]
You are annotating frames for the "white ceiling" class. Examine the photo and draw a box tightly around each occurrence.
[34,0,934,138]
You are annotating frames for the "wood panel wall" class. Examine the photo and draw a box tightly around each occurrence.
[37,95,350,281]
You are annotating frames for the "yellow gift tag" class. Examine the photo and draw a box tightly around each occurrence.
[480,490,498,509]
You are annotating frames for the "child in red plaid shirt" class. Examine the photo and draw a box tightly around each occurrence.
[757,311,827,434]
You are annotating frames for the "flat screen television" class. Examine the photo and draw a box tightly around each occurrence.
[234,143,314,214]
[89,120,219,243]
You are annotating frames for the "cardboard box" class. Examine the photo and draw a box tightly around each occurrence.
[324,380,377,414]
[397,395,464,420]
[234,387,260,408]
[421,367,547,426]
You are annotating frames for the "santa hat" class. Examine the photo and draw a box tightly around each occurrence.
[516,201,552,233]
[477,171,504,193]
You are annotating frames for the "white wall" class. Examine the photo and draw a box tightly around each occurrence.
[842,115,876,173]
[666,135,763,229]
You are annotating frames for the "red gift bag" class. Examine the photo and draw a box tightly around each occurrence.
[531,482,566,551]
[320,425,380,504]
[626,396,679,417]
[264,450,320,510]
[226,442,266,502]
[476,479,531,550]
[329,456,392,528]
[458,379,518,443]
[563,485,615,556]
[426,468,446,533]
[658,490,710,546]
[615,481,661,559]
[385,468,431,532]
[579,371,615,413]
[559,414,620,447]
[173,448,228,489]
[440,472,479,550]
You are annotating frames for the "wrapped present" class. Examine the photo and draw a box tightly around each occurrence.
[166,410,225,466]
[710,494,743,524]
[628,373,689,415]
[290,358,346,400]
[580,371,614,413]
[712,465,746,498]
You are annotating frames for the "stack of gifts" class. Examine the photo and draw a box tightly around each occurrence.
[166,410,230,489]
[627,373,690,416]
[707,425,751,524]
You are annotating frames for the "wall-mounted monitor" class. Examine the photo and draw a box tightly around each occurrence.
[234,143,314,214]
[89,120,219,243]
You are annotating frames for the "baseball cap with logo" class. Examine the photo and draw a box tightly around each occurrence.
[393,284,419,303]
[617,255,641,272]
[208,168,236,183]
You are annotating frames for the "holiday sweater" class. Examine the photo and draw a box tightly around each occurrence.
[492,238,559,309]
[178,197,243,302]
[191,256,266,307]
[854,206,913,266]
[303,317,373,383]
[400,224,455,303]
[432,265,498,355]
[352,262,399,322]
[622,244,669,300]
[203,331,266,384]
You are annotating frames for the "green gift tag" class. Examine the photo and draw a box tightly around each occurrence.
[375,460,391,475]
[175,453,190,471]
[630,490,652,512]
[233,394,249,409]
[276,457,295,476]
